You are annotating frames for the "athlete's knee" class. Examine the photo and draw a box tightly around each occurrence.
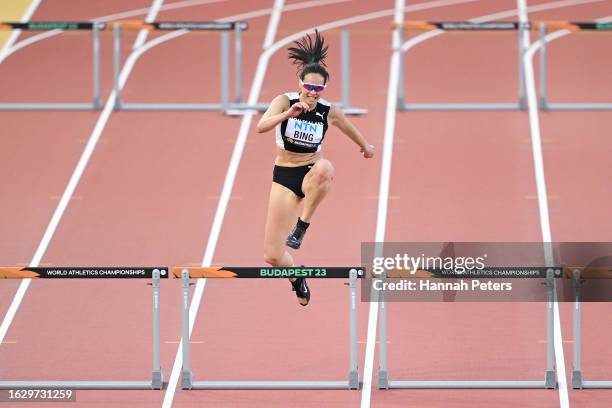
[264,248,285,266]
[312,160,334,184]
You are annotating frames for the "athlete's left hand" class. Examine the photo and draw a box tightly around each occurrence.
[361,144,375,158]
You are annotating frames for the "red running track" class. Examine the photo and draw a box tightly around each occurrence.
[1,0,612,407]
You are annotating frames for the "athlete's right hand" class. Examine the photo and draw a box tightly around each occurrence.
[285,102,310,118]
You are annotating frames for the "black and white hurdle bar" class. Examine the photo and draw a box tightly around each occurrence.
[178,267,361,390]
[0,22,103,111]
[0,267,165,390]
[377,269,558,389]
[396,21,528,111]
[538,21,612,111]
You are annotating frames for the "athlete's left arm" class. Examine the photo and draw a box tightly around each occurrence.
[328,106,374,158]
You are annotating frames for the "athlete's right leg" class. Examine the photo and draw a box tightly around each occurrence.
[264,182,301,268]
[264,183,310,306]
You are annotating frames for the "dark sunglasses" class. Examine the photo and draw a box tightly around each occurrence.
[300,80,326,93]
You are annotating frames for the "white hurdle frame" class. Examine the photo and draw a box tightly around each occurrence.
[179,268,360,390]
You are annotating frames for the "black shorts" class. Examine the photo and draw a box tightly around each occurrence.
[272,164,313,198]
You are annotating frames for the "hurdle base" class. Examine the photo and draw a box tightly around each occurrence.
[540,103,612,111]
[118,103,233,112]
[0,381,155,389]
[399,102,522,111]
[572,370,583,389]
[349,370,359,390]
[385,380,550,389]
[378,370,389,389]
[189,380,353,389]
[225,103,368,116]
[152,370,164,390]
[0,103,99,111]
[180,370,193,390]
[580,381,612,389]
[545,370,557,389]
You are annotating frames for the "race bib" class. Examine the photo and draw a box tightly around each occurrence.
[285,118,324,145]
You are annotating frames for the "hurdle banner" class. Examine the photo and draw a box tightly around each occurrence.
[0,22,105,111]
[175,266,362,390]
[537,21,612,111]
[395,20,529,112]
[0,267,166,390]
[377,268,558,389]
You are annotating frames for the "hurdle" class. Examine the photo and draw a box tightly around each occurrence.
[377,269,558,389]
[227,30,368,116]
[0,267,166,390]
[113,21,248,112]
[395,21,528,111]
[570,268,612,388]
[112,22,366,115]
[0,22,104,111]
[174,266,362,390]
[537,21,612,111]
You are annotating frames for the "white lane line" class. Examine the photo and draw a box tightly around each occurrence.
[0,0,166,354]
[521,6,612,408]
[94,0,227,22]
[519,0,569,402]
[360,0,404,406]
[133,0,164,49]
[264,0,285,49]
[0,0,42,62]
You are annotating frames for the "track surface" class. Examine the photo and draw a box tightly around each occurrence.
[1,1,611,407]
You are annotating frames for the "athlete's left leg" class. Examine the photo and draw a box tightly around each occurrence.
[300,158,334,222]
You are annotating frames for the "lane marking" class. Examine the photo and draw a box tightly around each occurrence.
[525,195,560,200]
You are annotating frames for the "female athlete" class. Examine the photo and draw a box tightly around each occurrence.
[256,30,374,306]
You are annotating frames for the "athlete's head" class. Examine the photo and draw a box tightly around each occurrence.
[288,29,329,104]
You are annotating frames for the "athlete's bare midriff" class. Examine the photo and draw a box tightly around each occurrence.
[275,147,322,167]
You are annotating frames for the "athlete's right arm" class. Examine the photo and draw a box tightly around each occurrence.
[256,95,307,133]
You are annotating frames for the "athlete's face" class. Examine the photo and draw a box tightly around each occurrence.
[299,73,326,107]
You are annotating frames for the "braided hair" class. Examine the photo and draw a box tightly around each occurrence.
[288,29,329,84]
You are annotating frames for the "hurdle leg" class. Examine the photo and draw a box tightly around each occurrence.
[545,268,557,388]
[348,269,359,389]
[378,272,389,389]
[180,269,193,389]
[152,269,163,389]
[539,24,549,111]
[572,269,583,388]
[113,24,123,110]
[92,23,101,110]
